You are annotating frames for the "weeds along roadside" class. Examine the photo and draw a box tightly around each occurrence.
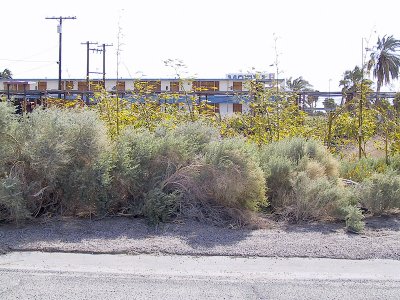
[1,96,400,232]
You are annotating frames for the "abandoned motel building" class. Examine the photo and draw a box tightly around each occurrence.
[0,73,287,116]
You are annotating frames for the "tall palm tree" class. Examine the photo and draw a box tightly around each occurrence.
[306,92,319,109]
[285,76,314,109]
[368,35,400,103]
[285,76,312,92]
[339,66,363,105]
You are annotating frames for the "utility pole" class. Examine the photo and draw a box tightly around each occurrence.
[98,43,113,88]
[45,16,76,95]
[81,41,98,92]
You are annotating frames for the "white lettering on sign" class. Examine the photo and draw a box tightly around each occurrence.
[226,73,275,80]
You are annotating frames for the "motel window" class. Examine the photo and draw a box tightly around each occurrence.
[17,84,29,91]
[233,81,242,91]
[233,103,242,113]
[65,80,74,90]
[90,80,103,91]
[133,80,161,93]
[116,81,126,92]
[193,81,219,92]
[78,81,88,91]
[38,81,47,91]
[6,84,17,91]
[61,80,74,90]
[146,81,161,92]
[134,81,161,93]
[170,81,179,92]
[5,83,29,91]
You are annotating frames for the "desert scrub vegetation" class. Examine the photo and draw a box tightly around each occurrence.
[358,172,400,214]
[111,127,191,219]
[163,137,267,227]
[0,103,28,222]
[258,138,361,224]
[340,155,400,213]
[0,105,112,222]
[112,124,266,227]
[340,157,390,182]
[3,103,396,232]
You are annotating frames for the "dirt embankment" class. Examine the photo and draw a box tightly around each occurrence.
[1,216,399,259]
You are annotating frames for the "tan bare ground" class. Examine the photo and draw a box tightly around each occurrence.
[1,215,399,260]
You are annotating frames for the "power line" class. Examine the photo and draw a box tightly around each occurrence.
[19,62,57,75]
[0,58,56,63]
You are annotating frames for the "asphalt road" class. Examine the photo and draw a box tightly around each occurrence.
[1,252,400,299]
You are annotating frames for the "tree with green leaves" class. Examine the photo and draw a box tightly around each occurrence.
[339,66,363,106]
[323,98,337,111]
[305,92,319,110]
[285,76,318,111]
[285,76,313,92]
[0,68,12,79]
[367,35,400,103]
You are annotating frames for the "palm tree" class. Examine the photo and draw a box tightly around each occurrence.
[323,98,337,111]
[368,35,400,103]
[339,66,363,105]
[285,76,312,92]
[285,76,314,109]
[306,92,319,109]
[0,68,12,79]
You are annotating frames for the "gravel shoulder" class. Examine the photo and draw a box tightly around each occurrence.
[0,216,399,259]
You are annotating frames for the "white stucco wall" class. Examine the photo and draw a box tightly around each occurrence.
[161,80,169,91]
[219,103,233,117]
[104,80,116,91]
[219,80,228,91]
[46,80,59,90]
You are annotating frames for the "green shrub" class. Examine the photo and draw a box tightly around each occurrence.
[0,175,29,223]
[0,104,371,231]
[261,137,338,179]
[115,129,267,226]
[259,137,340,213]
[388,154,400,174]
[114,127,191,201]
[340,157,389,182]
[142,188,181,225]
[162,137,267,226]
[343,206,365,233]
[358,172,400,214]
[260,155,293,207]
[257,137,359,226]
[0,102,17,130]
[262,137,306,164]
[0,103,20,176]
[305,139,338,176]
[201,137,266,211]
[0,103,27,222]
[172,121,219,154]
[8,108,112,217]
[283,172,346,222]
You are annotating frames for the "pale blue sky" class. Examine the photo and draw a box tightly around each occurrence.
[1,0,400,92]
